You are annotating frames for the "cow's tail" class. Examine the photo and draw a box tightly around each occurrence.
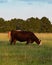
[8,31,11,41]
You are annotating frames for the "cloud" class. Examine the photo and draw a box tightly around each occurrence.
[0,0,52,3]
[9,0,52,6]
[17,0,52,3]
[0,0,7,3]
[0,0,52,4]
[18,0,36,1]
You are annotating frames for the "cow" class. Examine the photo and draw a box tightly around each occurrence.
[9,30,41,45]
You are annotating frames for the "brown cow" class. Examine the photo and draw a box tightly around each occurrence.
[9,30,41,45]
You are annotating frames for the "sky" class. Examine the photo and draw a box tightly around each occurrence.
[0,0,52,23]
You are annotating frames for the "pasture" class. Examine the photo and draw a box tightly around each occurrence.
[0,33,52,65]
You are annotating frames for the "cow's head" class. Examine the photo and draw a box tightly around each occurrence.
[37,39,42,45]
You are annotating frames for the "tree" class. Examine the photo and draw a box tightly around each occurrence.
[26,17,41,32]
[40,17,51,33]
[0,17,52,32]
[0,18,5,32]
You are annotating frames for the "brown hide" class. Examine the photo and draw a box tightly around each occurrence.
[10,30,41,45]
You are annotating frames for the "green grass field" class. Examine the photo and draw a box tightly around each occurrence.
[0,33,52,65]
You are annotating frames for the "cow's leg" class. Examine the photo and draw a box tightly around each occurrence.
[31,40,34,44]
[10,39,13,45]
[26,40,30,45]
[26,39,33,45]
[13,40,16,45]
[26,41,29,45]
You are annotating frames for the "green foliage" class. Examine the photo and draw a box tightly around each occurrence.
[0,17,52,32]
[0,41,52,65]
[0,33,52,65]
[40,17,51,33]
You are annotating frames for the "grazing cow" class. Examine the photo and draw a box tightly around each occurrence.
[9,30,41,45]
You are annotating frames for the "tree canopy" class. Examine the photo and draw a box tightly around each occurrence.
[0,17,52,33]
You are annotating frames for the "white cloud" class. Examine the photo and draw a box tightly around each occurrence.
[0,0,7,3]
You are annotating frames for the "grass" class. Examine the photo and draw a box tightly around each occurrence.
[0,33,52,65]
[0,33,8,41]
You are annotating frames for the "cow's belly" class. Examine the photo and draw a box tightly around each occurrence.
[16,37,28,42]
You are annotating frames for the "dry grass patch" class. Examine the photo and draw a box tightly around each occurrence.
[0,33,9,41]
[0,33,52,44]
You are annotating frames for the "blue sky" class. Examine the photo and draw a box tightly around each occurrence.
[0,0,52,23]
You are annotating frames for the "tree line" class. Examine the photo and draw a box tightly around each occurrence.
[0,17,52,33]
